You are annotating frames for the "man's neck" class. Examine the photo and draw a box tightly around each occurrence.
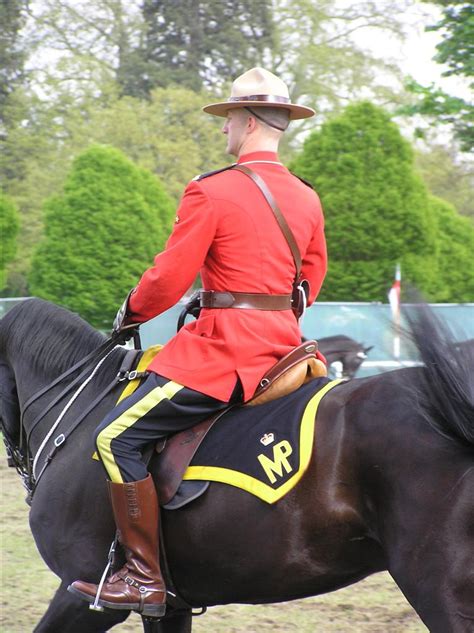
[236,138,279,159]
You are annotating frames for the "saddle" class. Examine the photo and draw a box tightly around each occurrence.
[154,340,327,504]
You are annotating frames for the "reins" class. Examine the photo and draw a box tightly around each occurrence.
[21,336,118,447]
[15,335,148,501]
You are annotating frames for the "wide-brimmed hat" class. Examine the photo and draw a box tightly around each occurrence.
[202,67,315,120]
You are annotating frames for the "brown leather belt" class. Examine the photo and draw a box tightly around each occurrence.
[200,290,292,310]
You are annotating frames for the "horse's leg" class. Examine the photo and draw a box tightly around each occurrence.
[392,563,474,633]
[34,581,130,633]
[141,610,192,633]
[388,476,474,633]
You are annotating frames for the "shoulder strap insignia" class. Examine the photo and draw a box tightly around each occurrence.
[193,163,237,181]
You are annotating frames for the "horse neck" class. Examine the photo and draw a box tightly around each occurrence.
[16,344,128,452]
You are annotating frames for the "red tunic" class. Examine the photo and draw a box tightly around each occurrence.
[128,151,327,402]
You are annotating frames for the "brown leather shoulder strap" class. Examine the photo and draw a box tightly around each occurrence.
[233,164,302,279]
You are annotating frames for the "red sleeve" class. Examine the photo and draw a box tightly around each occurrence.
[128,181,217,322]
[301,206,327,306]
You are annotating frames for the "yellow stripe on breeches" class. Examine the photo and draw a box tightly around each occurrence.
[95,380,184,483]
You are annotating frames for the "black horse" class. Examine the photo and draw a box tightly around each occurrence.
[1,298,473,633]
[317,335,373,379]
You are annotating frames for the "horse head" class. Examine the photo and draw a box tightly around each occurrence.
[0,298,106,481]
[340,343,374,379]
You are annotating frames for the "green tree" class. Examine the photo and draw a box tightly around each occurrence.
[0,0,27,126]
[0,190,20,291]
[427,0,473,79]
[402,1,473,152]
[291,102,438,301]
[271,0,410,152]
[134,0,273,96]
[429,196,474,302]
[29,145,174,327]
[1,85,227,295]
[74,86,228,201]
[22,0,411,111]
[415,143,473,220]
[22,0,137,102]
[402,79,473,153]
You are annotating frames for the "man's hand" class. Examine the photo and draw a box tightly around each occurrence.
[177,289,202,332]
[112,290,138,342]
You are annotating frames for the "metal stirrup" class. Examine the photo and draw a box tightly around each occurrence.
[90,536,118,612]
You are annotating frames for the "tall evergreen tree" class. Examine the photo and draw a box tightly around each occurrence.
[29,145,174,328]
[127,0,273,96]
[291,102,438,301]
[429,196,474,302]
[0,0,27,128]
[0,189,20,291]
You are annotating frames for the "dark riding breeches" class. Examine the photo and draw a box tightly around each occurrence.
[94,373,241,483]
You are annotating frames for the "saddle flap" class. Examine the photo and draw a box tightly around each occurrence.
[153,409,230,504]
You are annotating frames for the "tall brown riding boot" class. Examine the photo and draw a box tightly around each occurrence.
[68,474,166,618]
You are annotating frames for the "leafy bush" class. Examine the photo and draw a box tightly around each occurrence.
[0,190,20,291]
[29,145,174,327]
[291,102,438,301]
[429,196,474,302]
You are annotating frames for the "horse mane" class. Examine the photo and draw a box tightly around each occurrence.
[407,305,474,448]
[0,298,106,378]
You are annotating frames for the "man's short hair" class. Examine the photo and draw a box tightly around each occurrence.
[245,106,291,132]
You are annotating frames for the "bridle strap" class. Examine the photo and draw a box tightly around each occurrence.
[21,337,117,420]
[22,337,119,448]
[32,348,142,491]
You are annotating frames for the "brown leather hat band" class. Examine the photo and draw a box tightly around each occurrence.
[228,95,291,104]
[200,291,292,310]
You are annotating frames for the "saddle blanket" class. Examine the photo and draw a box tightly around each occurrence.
[110,346,343,504]
[182,378,343,504]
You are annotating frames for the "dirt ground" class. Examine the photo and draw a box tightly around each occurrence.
[0,459,427,632]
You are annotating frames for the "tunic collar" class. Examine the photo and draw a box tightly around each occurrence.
[238,151,281,165]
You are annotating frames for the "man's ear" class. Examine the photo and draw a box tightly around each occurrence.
[246,115,258,133]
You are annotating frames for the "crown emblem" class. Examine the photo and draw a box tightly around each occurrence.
[260,432,275,446]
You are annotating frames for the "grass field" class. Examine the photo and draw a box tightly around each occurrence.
[1,459,427,632]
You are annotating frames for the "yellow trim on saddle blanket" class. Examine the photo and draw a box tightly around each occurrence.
[92,345,163,461]
[182,379,344,504]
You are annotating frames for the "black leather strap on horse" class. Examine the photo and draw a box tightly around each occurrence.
[21,336,119,427]
[200,291,291,310]
[30,349,143,497]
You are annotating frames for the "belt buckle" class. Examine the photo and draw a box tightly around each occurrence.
[199,290,210,308]
[208,290,217,308]
[206,290,217,308]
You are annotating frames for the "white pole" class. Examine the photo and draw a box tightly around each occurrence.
[388,263,401,361]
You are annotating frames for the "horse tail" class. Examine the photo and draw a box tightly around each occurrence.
[406,304,474,448]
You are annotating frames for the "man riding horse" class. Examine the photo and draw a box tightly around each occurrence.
[69,67,327,618]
